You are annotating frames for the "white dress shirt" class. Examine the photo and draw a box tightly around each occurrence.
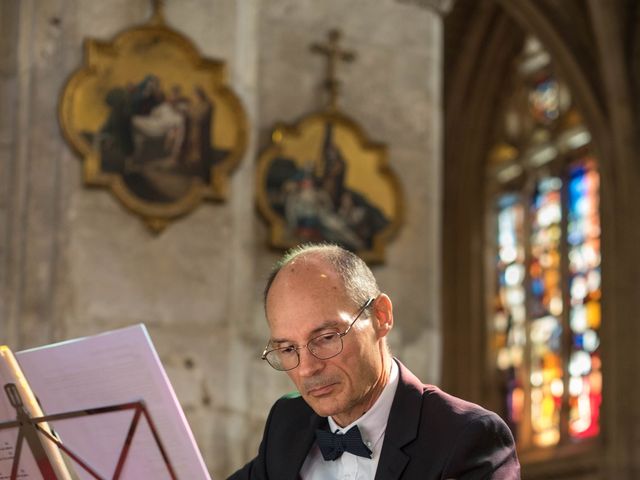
[300,360,400,480]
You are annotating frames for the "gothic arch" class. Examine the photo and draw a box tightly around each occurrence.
[442,1,640,478]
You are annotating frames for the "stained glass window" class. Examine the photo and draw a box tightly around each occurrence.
[529,176,564,447]
[567,157,601,440]
[494,195,526,436]
[489,37,601,451]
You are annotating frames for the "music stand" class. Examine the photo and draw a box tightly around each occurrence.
[0,383,178,480]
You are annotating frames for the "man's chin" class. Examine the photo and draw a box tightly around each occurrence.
[303,395,341,418]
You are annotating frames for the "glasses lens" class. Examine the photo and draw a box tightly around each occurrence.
[266,348,298,371]
[308,332,342,360]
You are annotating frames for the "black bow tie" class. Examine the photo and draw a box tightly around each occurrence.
[315,425,372,461]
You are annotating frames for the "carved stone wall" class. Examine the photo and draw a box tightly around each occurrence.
[0,0,442,477]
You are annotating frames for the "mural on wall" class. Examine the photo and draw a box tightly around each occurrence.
[256,30,403,263]
[59,4,247,232]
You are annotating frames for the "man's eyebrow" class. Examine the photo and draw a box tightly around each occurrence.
[269,320,345,345]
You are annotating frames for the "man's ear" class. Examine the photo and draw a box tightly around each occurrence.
[372,294,393,339]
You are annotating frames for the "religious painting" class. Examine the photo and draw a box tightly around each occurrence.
[59,11,247,231]
[256,110,403,264]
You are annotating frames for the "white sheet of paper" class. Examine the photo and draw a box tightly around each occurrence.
[15,324,211,480]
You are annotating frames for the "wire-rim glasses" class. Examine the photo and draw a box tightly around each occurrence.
[261,297,375,371]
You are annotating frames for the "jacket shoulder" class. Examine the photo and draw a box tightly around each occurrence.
[268,393,320,437]
[422,385,494,417]
[395,361,512,444]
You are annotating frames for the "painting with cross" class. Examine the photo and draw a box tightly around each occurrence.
[256,30,403,264]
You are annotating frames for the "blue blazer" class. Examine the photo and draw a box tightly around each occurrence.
[228,360,520,479]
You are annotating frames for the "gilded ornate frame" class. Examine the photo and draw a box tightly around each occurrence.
[256,109,403,264]
[59,14,248,231]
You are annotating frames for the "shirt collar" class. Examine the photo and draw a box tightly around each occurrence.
[328,359,399,448]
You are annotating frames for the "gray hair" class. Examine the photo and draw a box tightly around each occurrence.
[264,243,380,309]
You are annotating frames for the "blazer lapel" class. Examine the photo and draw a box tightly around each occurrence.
[374,360,424,480]
[279,410,326,480]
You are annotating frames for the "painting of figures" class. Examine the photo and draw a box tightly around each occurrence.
[60,23,247,230]
[257,112,403,263]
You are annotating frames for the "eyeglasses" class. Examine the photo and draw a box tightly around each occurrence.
[261,298,375,372]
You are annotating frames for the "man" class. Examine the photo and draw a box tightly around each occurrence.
[229,244,520,479]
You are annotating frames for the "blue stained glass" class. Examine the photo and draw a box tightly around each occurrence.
[539,176,563,191]
[546,322,563,351]
[567,157,601,440]
[498,193,520,210]
[532,278,544,296]
[568,221,585,245]
[569,175,585,198]
[571,191,584,209]
[530,78,560,123]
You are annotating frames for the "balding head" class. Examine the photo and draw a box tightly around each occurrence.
[264,244,380,313]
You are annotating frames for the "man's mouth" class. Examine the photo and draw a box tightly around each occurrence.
[307,383,337,397]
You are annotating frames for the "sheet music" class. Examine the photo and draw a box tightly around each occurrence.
[15,325,211,480]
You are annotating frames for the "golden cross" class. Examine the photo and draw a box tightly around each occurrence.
[310,29,356,109]
[150,0,166,24]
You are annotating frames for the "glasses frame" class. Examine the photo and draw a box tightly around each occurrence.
[261,297,375,371]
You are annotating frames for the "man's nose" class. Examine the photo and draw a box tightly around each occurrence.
[297,347,324,377]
